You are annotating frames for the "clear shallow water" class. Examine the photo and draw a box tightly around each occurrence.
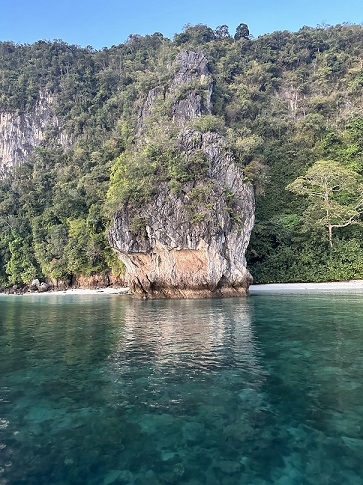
[0,293,363,484]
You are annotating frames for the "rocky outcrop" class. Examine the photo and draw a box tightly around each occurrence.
[170,50,213,124]
[30,279,50,292]
[0,90,70,173]
[109,135,254,298]
[108,51,255,298]
[137,51,213,131]
[67,273,127,289]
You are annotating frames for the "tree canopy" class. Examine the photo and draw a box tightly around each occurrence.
[0,23,362,286]
[287,160,363,247]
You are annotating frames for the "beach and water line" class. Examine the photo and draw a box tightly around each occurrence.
[2,279,363,297]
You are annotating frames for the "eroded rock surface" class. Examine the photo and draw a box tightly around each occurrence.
[108,51,255,298]
[0,90,70,173]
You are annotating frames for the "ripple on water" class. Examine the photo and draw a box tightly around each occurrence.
[1,294,363,484]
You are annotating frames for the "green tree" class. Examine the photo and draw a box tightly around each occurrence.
[215,25,231,40]
[234,23,250,40]
[287,160,363,247]
[6,236,39,284]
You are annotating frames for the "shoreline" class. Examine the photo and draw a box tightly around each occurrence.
[0,287,131,296]
[249,280,363,293]
[2,280,363,297]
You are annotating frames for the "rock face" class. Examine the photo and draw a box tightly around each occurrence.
[108,51,255,298]
[137,51,213,131]
[169,50,213,124]
[0,90,70,173]
[45,273,127,290]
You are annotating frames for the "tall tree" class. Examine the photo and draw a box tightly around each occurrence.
[287,160,363,247]
[234,23,250,40]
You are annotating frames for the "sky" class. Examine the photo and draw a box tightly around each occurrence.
[1,0,362,49]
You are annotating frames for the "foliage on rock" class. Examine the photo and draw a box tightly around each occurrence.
[0,22,362,285]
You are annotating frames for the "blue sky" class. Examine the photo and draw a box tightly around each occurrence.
[1,0,362,49]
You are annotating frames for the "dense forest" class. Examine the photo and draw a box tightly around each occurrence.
[0,22,362,287]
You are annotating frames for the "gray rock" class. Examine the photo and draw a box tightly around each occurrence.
[38,282,49,292]
[108,51,255,298]
[30,279,40,290]
[0,90,72,173]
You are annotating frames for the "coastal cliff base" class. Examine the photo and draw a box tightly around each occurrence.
[114,247,253,299]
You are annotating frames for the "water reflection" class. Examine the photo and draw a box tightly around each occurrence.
[106,298,269,441]
[110,298,261,370]
[1,294,363,484]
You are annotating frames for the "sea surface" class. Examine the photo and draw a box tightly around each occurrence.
[1,291,363,484]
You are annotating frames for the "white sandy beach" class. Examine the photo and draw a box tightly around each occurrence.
[24,280,363,296]
[249,280,363,293]
[2,281,363,297]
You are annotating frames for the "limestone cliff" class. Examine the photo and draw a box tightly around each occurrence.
[0,90,70,173]
[108,51,255,298]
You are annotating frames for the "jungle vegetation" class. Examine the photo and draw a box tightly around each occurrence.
[0,22,362,285]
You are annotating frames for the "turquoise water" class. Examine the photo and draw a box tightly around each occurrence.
[1,293,363,484]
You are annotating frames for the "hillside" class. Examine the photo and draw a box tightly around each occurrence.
[0,23,362,288]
